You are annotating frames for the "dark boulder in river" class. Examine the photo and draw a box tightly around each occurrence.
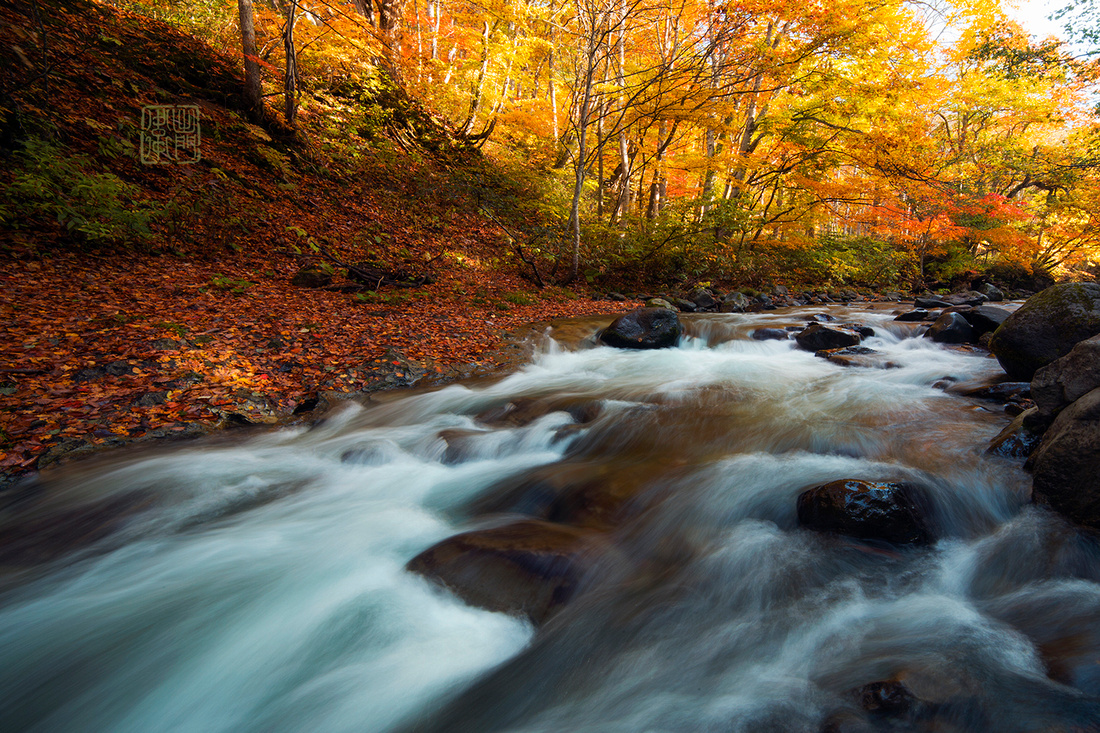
[989,283,1100,380]
[795,323,863,352]
[406,520,605,624]
[598,307,683,350]
[925,312,974,344]
[797,479,933,545]
[1031,387,1100,530]
[751,328,790,341]
[959,304,1011,339]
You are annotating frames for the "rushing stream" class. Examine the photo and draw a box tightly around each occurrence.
[2,304,1099,733]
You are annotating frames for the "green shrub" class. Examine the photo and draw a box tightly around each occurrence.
[1,136,163,246]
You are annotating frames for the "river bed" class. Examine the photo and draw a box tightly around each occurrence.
[1,305,1098,732]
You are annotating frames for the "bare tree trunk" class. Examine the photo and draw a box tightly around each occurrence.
[548,0,559,140]
[237,0,263,118]
[567,42,598,283]
[463,20,492,133]
[378,0,406,81]
[352,0,375,25]
[284,0,299,124]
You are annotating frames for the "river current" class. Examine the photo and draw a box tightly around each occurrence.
[1,304,1099,732]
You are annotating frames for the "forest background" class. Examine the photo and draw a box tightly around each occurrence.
[0,0,1098,472]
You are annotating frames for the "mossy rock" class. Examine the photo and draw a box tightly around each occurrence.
[989,283,1100,380]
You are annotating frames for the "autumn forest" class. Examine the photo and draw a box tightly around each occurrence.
[230,0,1100,286]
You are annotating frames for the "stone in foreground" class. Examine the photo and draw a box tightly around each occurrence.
[599,307,683,349]
[406,520,604,623]
[797,479,933,545]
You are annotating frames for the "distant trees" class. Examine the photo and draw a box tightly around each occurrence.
[225,0,1100,284]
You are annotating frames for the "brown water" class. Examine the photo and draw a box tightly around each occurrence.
[1,305,1098,733]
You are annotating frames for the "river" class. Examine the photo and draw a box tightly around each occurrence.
[1,304,1098,732]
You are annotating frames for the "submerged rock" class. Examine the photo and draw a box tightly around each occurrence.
[751,328,790,341]
[1031,387,1100,530]
[599,307,683,349]
[797,479,933,545]
[989,283,1100,380]
[795,323,863,352]
[857,679,916,716]
[815,346,897,369]
[406,520,604,623]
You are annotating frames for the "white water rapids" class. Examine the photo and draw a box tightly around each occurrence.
[1,305,1098,732]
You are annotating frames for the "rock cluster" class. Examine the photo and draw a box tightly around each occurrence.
[976,285,1100,532]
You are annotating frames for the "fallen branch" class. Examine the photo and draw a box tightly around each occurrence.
[314,243,431,288]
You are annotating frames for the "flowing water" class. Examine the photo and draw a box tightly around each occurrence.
[2,305,1099,733]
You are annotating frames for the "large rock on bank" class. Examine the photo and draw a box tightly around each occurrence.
[1031,335,1100,424]
[797,479,933,545]
[1031,387,1100,530]
[989,283,1100,380]
[598,307,683,349]
[406,520,604,623]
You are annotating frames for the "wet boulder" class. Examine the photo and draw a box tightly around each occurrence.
[795,323,863,352]
[959,305,1011,339]
[406,520,604,623]
[925,312,974,344]
[989,283,1100,380]
[599,307,683,349]
[1031,335,1100,424]
[751,328,790,341]
[815,346,898,369]
[1031,387,1100,530]
[978,282,1005,301]
[914,296,952,309]
[894,309,930,322]
[856,679,916,717]
[986,407,1043,459]
[960,381,1031,404]
[797,479,933,545]
[943,290,988,307]
[841,323,876,339]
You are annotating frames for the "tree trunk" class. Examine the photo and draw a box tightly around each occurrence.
[237,0,262,118]
[284,0,299,125]
[352,0,375,25]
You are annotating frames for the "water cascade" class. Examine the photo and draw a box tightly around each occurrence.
[2,304,1098,732]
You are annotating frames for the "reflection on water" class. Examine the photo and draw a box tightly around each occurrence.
[1,305,1097,733]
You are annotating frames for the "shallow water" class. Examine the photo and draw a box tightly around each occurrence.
[2,305,1098,733]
